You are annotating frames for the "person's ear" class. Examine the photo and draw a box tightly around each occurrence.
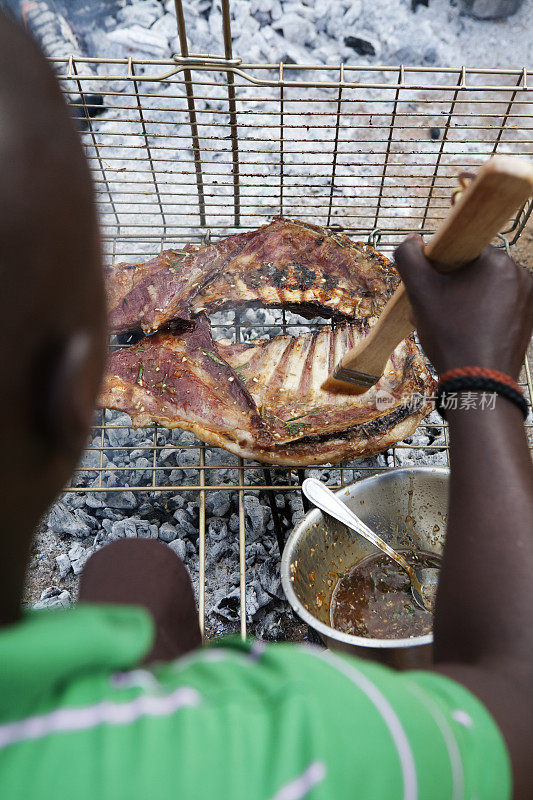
[33,331,101,459]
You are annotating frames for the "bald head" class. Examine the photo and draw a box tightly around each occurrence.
[0,12,106,621]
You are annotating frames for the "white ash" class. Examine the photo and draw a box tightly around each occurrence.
[34,588,72,610]
[80,0,532,73]
[168,538,188,560]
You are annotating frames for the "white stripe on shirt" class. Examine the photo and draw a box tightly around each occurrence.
[269,761,327,800]
[0,686,201,750]
[311,649,418,800]
[406,680,465,800]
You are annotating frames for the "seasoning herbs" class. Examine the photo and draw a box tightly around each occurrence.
[201,349,250,384]
[167,254,188,272]
[201,349,227,367]
[158,373,168,395]
[283,419,308,436]
[331,234,347,248]
[233,362,250,381]
[258,406,321,437]
[281,408,320,436]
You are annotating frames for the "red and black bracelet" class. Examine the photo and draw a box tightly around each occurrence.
[435,367,528,420]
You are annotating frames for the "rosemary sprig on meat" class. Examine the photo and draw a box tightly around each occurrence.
[233,362,250,381]
[285,408,320,423]
[201,349,227,367]
[268,407,321,436]
[155,373,168,395]
[167,255,188,272]
[202,349,250,384]
[331,234,347,248]
[283,420,307,436]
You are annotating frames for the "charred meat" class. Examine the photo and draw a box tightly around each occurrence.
[100,314,269,454]
[99,315,434,466]
[106,218,399,334]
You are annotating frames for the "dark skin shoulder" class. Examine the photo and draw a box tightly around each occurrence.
[0,12,105,625]
[395,236,533,800]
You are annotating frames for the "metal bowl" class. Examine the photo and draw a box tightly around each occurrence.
[281,467,449,670]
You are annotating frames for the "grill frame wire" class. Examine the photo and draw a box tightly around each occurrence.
[52,5,533,641]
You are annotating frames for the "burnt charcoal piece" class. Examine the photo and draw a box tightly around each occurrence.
[430,127,441,140]
[80,93,105,118]
[307,626,326,647]
[459,0,523,19]
[70,94,105,131]
[411,0,430,9]
[344,36,376,57]
[215,592,240,621]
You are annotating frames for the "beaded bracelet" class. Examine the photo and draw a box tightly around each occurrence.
[435,367,528,420]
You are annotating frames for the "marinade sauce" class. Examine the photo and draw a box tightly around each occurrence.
[330,550,441,639]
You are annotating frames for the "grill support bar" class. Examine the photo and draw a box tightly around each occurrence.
[174,0,207,227]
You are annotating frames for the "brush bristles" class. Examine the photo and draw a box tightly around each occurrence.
[321,374,373,395]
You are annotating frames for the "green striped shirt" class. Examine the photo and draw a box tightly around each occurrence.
[0,604,510,799]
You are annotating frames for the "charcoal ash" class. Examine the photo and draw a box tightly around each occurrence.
[168,538,188,561]
[102,491,139,512]
[55,553,72,579]
[106,25,170,58]
[47,502,93,538]
[108,518,159,539]
[173,508,200,538]
[115,1,163,30]
[72,0,531,76]
[206,491,232,518]
[159,521,179,542]
[459,0,524,19]
[68,543,96,575]
[34,588,72,610]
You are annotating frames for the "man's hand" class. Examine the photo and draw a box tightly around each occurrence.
[394,234,533,379]
[394,235,533,797]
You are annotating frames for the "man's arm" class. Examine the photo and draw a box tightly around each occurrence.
[395,237,533,800]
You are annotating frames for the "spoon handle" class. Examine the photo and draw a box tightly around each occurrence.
[302,478,419,585]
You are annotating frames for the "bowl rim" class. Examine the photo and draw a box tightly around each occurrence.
[280,466,450,649]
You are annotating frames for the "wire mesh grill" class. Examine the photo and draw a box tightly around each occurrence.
[52,54,533,638]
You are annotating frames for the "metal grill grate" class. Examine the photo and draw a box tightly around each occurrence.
[50,21,533,638]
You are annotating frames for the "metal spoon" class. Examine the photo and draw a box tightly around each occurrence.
[302,478,439,612]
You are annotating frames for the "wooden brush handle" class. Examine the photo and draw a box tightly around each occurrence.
[337,155,533,386]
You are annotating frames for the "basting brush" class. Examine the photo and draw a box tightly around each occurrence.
[322,154,533,395]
